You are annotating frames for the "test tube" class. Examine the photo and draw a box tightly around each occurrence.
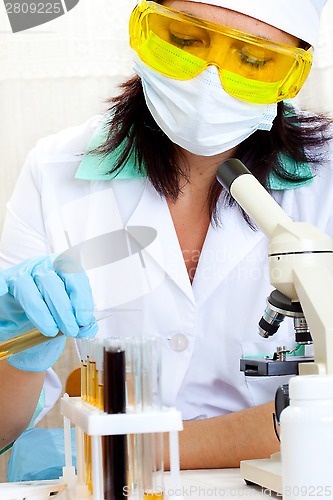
[91,340,98,408]
[96,340,104,411]
[85,339,96,493]
[81,339,105,495]
[86,340,91,404]
[80,339,88,403]
[141,337,164,500]
[84,339,91,488]
[125,338,143,499]
[78,338,88,486]
[87,340,97,405]
[130,337,164,500]
[103,338,127,500]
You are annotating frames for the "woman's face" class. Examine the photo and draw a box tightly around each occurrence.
[162,0,299,48]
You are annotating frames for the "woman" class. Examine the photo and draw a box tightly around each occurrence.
[0,0,331,469]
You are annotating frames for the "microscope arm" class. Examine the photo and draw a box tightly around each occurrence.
[217,158,294,238]
[293,264,333,375]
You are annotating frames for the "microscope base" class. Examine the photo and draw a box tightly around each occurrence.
[240,452,282,494]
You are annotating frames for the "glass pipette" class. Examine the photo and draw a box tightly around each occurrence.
[0,308,113,362]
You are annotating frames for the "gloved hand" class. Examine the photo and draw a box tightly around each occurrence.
[7,427,77,481]
[0,254,98,371]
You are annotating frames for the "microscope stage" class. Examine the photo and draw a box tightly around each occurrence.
[240,356,314,376]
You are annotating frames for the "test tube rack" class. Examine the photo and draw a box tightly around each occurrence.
[60,394,184,500]
[0,479,67,500]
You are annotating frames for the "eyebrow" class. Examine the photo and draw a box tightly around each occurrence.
[177,9,275,42]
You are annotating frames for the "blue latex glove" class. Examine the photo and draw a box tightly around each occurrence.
[7,427,76,481]
[0,255,98,371]
[0,274,7,295]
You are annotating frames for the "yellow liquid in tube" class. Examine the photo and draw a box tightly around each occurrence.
[98,384,104,411]
[144,494,164,500]
[92,361,98,407]
[80,342,90,489]
[88,359,97,494]
[85,352,91,488]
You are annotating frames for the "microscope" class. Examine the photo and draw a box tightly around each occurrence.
[240,286,313,377]
[217,159,333,494]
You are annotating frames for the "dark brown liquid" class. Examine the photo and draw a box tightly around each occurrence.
[103,348,127,500]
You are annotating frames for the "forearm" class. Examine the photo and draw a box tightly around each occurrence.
[0,361,45,451]
[165,401,279,470]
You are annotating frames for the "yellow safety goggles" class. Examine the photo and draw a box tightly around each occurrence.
[129,1,313,104]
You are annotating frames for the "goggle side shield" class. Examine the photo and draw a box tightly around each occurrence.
[129,1,313,104]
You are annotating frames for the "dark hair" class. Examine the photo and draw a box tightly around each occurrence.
[91,76,332,225]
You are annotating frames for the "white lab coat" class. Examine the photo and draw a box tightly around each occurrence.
[1,115,333,422]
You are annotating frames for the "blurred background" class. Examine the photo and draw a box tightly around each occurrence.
[0,0,333,482]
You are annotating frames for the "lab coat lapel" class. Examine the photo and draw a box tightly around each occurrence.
[126,181,195,304]
[192,205,266,307]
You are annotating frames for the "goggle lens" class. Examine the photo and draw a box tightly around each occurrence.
[130,1,313,104]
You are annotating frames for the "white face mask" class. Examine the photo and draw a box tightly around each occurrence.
[134,57,277,157]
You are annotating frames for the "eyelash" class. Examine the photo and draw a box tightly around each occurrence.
[237,50,268,68]
[170,33,202,48]
[169,32,271,69]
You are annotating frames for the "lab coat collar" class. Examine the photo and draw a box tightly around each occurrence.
[75,118,146,181]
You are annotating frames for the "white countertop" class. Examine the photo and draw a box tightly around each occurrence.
[0,469,281,499]
[165,469,281,499]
